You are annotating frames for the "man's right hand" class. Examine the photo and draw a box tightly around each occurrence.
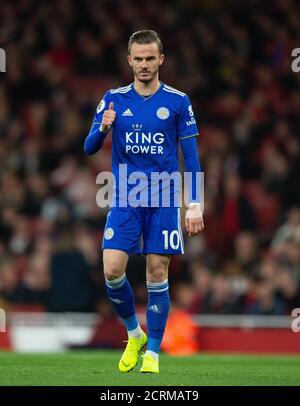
[100,102,116,132]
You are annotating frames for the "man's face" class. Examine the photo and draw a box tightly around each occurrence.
[128,42,164,83]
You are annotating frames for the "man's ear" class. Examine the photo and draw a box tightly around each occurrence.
[127,55,132,67]
[159,54,164,66]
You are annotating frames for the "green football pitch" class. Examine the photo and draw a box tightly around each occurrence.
[0,350,300,386]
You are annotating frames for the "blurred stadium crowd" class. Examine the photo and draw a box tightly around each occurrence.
[0,0,299,316]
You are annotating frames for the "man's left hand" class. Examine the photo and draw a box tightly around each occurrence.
[185,204,204,236]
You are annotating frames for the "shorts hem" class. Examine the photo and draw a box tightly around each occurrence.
[102,244,142,255]
[143,250,184,255]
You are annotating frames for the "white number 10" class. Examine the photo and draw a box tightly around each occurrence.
[162,230,180,250]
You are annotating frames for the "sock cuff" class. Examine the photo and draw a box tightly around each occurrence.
[105,273,126,289]
[146,279,169,293]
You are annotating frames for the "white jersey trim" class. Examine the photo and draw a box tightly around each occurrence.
[110,84,132,94]
[163,84,186,97]
[177,208,184,254]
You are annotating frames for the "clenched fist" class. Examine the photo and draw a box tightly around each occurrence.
[100,102,116,133]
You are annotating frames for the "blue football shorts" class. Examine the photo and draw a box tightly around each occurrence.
[102,206,184,255]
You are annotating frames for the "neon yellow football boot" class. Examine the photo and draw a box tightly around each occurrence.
[140,354,159,374]
[118,331,147,372]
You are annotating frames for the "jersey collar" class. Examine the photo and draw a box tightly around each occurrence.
[131,81,163,102]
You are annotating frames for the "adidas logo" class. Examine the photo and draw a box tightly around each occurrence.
[148,305,161,314]
[122,108,133,116]
[109,298,125,304]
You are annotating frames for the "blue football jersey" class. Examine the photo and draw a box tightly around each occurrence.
[91,82,199,207]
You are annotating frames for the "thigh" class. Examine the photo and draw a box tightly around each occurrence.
[143,207,184,255]
[102,207,142,254]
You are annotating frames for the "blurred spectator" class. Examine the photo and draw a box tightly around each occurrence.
[201,274,242,315]
[272,207,300,248]
[233,232,259,275]
[0,258,20,303]
[188,261,212,313]
[246,276,286,316]
[48,223,97,312]
[172,282,197,311]
[221,173,255,240]
[11,254,50,307]
[275,268,300,313]
[259,258,279,283]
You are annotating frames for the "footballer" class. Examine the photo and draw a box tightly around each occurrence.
[84,30,204,374]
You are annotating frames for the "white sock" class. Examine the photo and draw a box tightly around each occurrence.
[128,324,143,339]
[145,350,159,361]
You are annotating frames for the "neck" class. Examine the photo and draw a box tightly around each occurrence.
[134,78,161,96]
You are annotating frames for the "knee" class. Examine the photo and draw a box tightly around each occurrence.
[103,260,124,281]
[147,257,169,282]
[147,266,166,282]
